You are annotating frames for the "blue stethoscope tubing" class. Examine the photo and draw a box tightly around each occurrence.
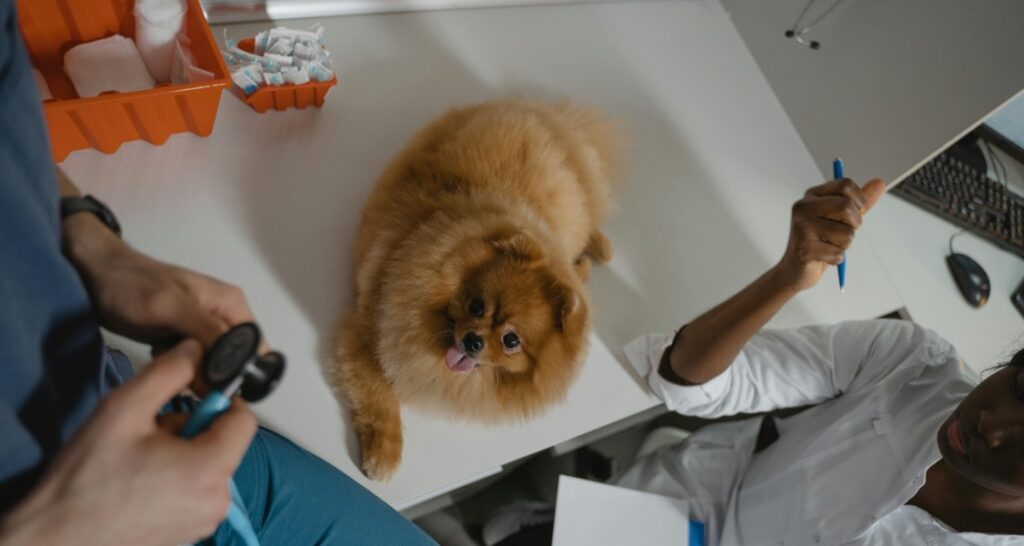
[181,391,260,546]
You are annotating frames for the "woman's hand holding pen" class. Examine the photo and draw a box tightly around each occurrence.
[775,178,886,292]
[666,176,885,385]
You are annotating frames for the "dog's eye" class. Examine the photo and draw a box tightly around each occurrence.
[502,332,521,349]
[469,298,486,318]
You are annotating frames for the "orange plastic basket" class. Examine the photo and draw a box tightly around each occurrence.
[234,38,337,113]
[17,0,231,161]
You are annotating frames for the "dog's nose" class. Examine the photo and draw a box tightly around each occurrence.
[462,332,484,355]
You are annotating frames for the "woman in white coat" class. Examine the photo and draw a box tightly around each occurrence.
[620,176,1024,545]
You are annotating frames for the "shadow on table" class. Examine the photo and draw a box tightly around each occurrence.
[566,86,815,394]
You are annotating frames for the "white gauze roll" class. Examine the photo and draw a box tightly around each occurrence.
[63,35,156,98]
[134,0,186,83]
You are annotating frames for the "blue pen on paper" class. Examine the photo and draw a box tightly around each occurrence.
[834,158,846,293]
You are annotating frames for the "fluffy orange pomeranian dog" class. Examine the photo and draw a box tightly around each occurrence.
[330,100,618,481]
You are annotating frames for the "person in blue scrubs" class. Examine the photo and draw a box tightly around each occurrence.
[0,1,433,544]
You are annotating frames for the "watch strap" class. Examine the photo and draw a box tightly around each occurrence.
[60,194,122,236]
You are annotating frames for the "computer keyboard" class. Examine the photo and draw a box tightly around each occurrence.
[891,150,1024,256]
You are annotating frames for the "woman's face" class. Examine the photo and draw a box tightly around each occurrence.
[939,364,1024,496]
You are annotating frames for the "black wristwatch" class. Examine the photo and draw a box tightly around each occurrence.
[60,195,122,237]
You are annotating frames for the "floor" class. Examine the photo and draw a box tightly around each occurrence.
[412,411,727,545]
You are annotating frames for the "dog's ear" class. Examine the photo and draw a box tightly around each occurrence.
[554,285,587,334]
[489,229,542,265]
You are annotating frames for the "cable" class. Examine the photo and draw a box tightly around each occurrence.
[981,140,995,182]
[949,229,967,256]
[992,144,1009,189]
[982,139,1005,187]
[786,0,849,50]
[800,0,849,34]
[789,0,817,32]
[227,481,260,546]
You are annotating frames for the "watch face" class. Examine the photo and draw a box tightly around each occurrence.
[204,323,260,389]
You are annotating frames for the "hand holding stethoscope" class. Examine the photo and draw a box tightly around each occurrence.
[180,322,285,546]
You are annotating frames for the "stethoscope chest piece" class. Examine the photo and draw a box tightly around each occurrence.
[202,322,285,403]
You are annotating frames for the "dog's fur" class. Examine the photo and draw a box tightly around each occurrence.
[330,100,618,481]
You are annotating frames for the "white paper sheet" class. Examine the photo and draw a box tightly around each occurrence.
[552,475,691,546]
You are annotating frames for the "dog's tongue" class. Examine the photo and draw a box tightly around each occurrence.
[445,346,477,374]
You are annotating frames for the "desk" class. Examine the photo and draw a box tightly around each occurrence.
[865,146,1024,371]
[61,0,905,510]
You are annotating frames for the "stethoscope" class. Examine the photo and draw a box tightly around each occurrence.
[179,322,285,546]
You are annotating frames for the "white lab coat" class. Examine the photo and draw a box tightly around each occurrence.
[618,320,1024,545]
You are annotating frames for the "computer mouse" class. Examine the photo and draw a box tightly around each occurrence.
[946,253,990,308]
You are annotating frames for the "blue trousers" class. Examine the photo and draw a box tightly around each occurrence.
[202,428,436,546]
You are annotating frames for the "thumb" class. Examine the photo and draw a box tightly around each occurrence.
[861,178,886,213]
[118,339,202,416]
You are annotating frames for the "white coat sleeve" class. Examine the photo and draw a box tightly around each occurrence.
[624,320,955,418]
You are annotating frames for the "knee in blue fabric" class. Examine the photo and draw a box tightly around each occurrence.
[203,428,437,546]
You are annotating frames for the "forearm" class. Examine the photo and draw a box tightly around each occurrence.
[665,176,887,385]
[56,167,80,198]
[56,167,129,276]
[0,518,48,546]
[0,493,69,546]
[665,264,797,385]
[0,517,65,546]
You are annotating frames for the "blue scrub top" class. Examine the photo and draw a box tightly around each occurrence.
[0,0,128,514]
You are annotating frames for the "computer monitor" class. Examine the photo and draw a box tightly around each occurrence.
[978,90,1024,166]
[888,89,1024,258]
[984,91,1024,317]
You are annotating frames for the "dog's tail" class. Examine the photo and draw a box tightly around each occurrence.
[550,100,622,223]
[558,102,620,179]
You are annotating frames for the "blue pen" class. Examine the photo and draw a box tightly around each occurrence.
[834,158,846,293]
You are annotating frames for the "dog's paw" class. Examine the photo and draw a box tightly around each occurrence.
[586,231,613,264]
[359,426,403,482]
[574,255,593,282]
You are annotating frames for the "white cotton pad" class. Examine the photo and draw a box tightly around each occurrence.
[63,35,156,98]
[134,0,186,82]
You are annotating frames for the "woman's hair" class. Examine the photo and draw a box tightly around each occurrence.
[991,347,1024,372]
[1009,348,1024,368]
